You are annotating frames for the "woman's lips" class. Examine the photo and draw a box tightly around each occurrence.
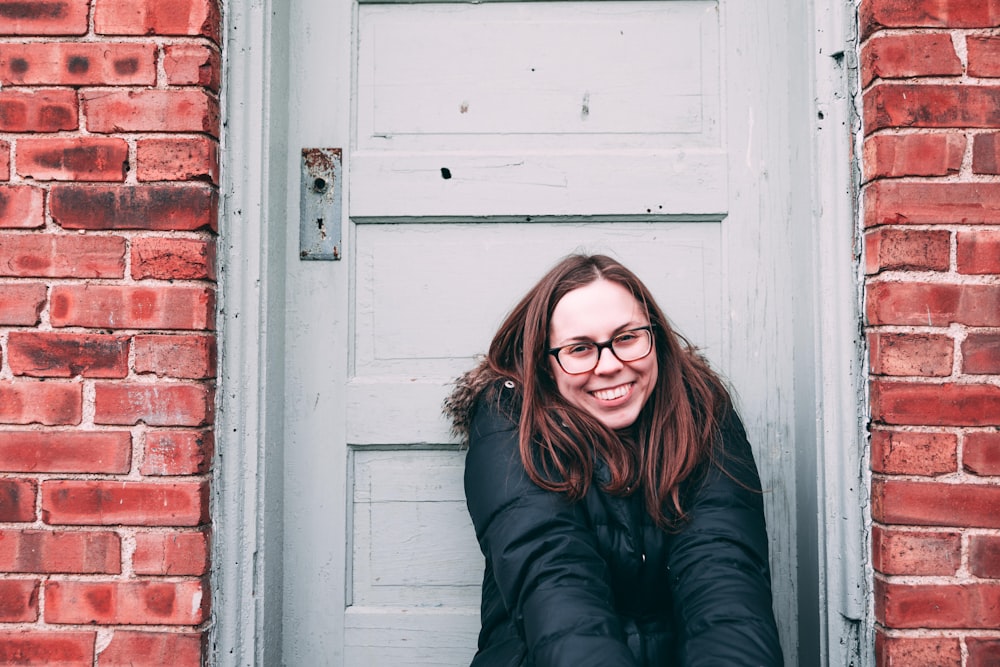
[589,382,634,402]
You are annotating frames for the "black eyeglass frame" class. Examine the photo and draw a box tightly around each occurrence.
[547,325,656,375]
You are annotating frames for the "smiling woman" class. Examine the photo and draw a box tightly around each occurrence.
[444,254,783,667]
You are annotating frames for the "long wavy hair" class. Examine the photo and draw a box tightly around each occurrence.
[483,254,731,528]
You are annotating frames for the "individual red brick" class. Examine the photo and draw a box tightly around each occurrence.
[136,137,218,183]
[0,381,81,425]
[94,382,213,427]
[18,137,128,182]
[133,530,208,575]
[870,429,957,475]
[98,630,202,667]
[872,381,1000,426]
[0,478,35,522]
[95,0,221,42]
[8,332,129,378]
[45,579,208,625]
[875,632,961,667]
[872,478,1000,528]
[963,332,1000,374]
[875,579,1000,628]
[860,33,962,87]
[130,237,216,280]
[869,332,953,376]
[957,229,1000,274]
[141,430,212,476]
[83,89,220,135]
[0,139,10,179]
[0,579,39,621]
[860,1,1000,40]
[0,430,131,473]
[965,432,1000,476]
[0,0,90,35]
[866,282,1000,327]
[973,133,1000,174]
[0,233,125,277]
[871,524,961,575]
[864,180,1000,226]
[49,284,215,330]
[863,133,963,181]
[969,36,1000,78]
[134,334,215,379]
[0,184,45,228]
[0,42,155,86]
[50,183,217,231]
[41,480,208,526]
[0,631,95,666]
[0,88,77,131]
[0,529,120,573]
[0,282,46,324]
[163,43,221,91]
[864,84,1000,134]
[864,227,950,273]
[968,638,1000,667]
[970,535,1000,578]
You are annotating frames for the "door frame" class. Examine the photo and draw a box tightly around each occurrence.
[211,0,869,664]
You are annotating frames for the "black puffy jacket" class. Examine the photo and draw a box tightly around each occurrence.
[463,382,784,667]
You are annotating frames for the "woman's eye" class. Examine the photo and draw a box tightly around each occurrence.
[564,344,594,357]
[615,333,639,345]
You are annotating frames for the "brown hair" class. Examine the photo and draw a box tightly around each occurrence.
[484,254,731,528]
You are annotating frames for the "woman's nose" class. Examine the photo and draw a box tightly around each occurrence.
[593,346,624,374]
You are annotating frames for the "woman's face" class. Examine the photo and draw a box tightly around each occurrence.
[548,279,658,431]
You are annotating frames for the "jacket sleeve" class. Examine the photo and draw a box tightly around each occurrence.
[667,408,784,666]
[464,392,638,667]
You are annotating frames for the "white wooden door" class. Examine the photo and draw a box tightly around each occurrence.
[279,0,813,664]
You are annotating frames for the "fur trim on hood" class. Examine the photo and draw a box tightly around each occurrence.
[443,360,513,444]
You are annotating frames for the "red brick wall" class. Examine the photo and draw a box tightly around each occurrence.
[861,1,1000,665]
[0,1,219,665]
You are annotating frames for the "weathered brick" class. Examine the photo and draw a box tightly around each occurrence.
[83,89,220,135]
[957,229,1000,274]
[98,630,202,667]
[0,1,90,36]
[41,480,208,526]
[0,233,125,277]
[0,529,120,573]
[45,579,208,625]
[0,579,39,621]
[18,137,129,181]
[872,381,1000,427]
[0,184,45,228]
[132,530,208,575]
[869,331,953,376]
[0,282,46,324]
[0,42,155,85]
[49,284,215,330]
[134,334,215,379]
[94,382,214,427]
[864,180,1000,226]
[963,332,1000,374]
[860,33,962,87]
[136,137,218,183]
[866,282,1000,327]
[871,524,961,575]
[0,88,77,131]
[0,478,36,522]
[0,380,81,425]
[861,0,1000,39]
[863,133,964,181]
[0,429,131,473]
[973,132,1000,174]
[872,478,1000,528]
[968,36,1000,78]
[864,227,950,273]
[970,535,1000,578]
[50,183,217,231]
[163,43,220,91]
[0,631,94,666]
[870,428,957,475]
[130,236,215,280]
[874,632,961,667]
[141,430,212,476]
[875,579,1000,628]
[8,332,129,378]
[95,0,221,42]
[0,139,10,179]
[968,637,1000,667]
[965,432,1000,476]
[865,84,1000,134]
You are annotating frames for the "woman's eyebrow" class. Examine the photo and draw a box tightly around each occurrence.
[552,321,646,346]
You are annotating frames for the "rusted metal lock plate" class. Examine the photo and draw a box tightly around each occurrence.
[300,148,342,260]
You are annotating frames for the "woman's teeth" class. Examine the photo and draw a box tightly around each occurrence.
[592,384,631,401]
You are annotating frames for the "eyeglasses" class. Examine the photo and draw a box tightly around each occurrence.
[547,325,654,375]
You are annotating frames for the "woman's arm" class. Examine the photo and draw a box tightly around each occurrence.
[465,389,638,667]
[667,409,784,666]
